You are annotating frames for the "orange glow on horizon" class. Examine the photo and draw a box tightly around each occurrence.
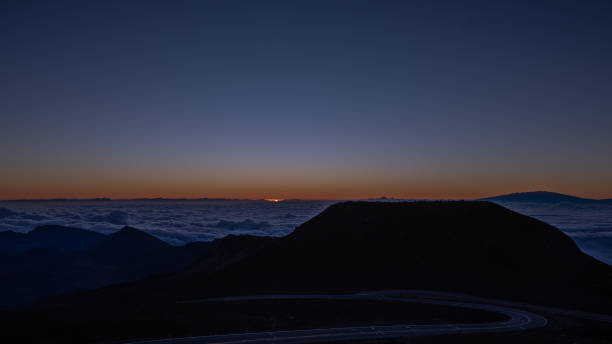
[2,188,611,201]
[2,170,612,201]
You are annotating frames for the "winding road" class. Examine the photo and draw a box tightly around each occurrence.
[124,290,553,344]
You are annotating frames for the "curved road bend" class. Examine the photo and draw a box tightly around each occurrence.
[393,289,612,324]
[125,290,548,344]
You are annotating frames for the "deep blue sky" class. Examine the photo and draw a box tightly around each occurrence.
[1,0,611,199]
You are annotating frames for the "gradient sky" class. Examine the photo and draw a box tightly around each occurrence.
[1,0,612,200]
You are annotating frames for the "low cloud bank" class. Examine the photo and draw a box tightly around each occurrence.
[88,211,129,225]
[0,200,333,245]
[209,219,271,230]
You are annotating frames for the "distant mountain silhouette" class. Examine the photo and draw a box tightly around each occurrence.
[0,225,104,252]
[479,191,612,203]
[91,226,171,253]
[0,225,271,309]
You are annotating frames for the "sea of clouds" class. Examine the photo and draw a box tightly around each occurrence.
[0,199,610,265]
[0,200,334,245]
[491,201,612,265]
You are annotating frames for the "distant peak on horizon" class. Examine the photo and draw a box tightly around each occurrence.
[479,191,612,203]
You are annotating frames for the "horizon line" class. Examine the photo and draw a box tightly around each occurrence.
[0,196,457,202]
[1,190,610,202]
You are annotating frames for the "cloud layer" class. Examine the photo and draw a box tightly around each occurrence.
[0,200,334,245]
[0,199,610,265]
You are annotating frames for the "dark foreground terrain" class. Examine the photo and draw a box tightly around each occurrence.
[1,201,611,343]
[3,298,507,343]
[0,225,274,308]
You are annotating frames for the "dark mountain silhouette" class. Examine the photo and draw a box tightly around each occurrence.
[0,225,105,252]
[479,191,612,203]
[183,234,277,275]
[0,225,272,309]
[91,226,172,253]
[101,234,279,301]
[0,230,26,249]
[161,201,611,312]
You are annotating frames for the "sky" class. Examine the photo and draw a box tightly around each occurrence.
[1,0,611,200]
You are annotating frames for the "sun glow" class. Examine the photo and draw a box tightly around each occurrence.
[265,198,284,203]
